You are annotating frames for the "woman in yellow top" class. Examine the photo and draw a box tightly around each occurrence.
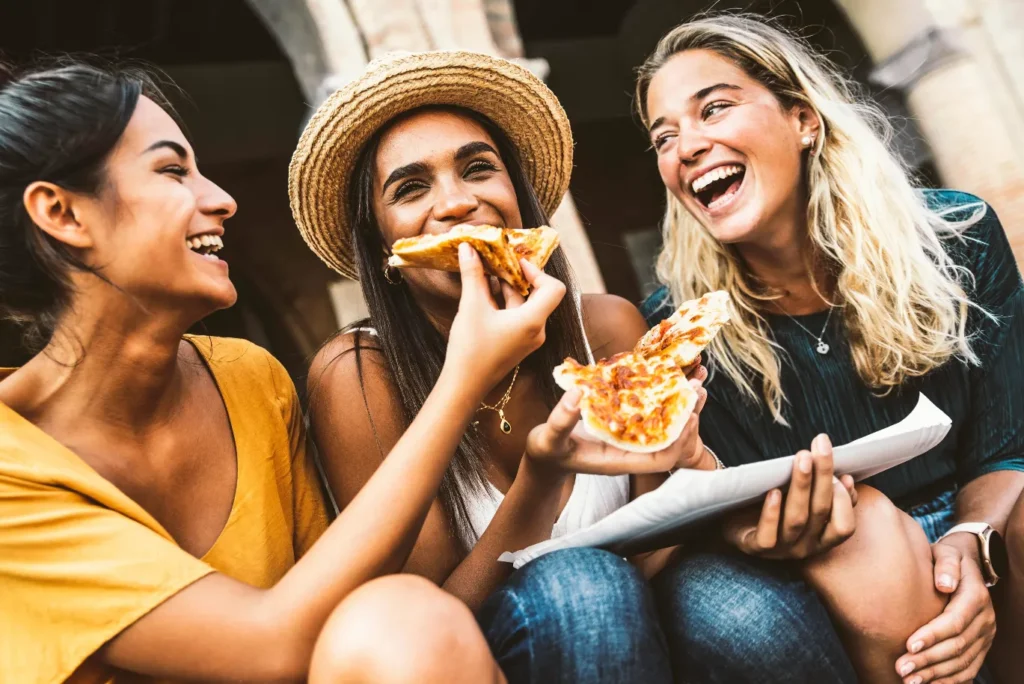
[0,60,570,683]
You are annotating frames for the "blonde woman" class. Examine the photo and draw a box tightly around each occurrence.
[637,14,1023,684]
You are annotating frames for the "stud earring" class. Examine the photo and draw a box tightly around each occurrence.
[802,135,815,147]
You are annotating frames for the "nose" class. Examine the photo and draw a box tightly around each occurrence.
[677,128,711,166]
[197,174,237,220]
[431,178,478,224]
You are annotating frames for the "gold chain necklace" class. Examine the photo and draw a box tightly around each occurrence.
[475,364,520,435]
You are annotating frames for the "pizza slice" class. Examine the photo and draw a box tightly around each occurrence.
[387,225,559,297]
[634,290,731,367]
[554,352,699,453]
[507,226,560,270]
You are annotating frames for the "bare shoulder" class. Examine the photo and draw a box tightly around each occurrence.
[307,328,391,405]
[581,293,651,359]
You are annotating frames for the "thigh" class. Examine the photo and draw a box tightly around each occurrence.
[653,546,858,684]
[478,547,672,684]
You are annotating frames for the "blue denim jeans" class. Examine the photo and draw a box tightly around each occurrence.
[477,548,673,683]
[479,489,992,684]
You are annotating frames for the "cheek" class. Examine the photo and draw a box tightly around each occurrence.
[657,153,682,196]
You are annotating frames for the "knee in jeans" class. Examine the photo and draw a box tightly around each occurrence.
[310,575,493,683]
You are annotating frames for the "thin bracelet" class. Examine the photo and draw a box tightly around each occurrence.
[669,445,726,474]
[704,445,726,470]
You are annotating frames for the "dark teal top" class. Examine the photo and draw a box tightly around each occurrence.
[641,190,1024,508]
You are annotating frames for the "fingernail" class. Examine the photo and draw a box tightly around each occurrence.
[899,661,915,676]
[458,243,472,261]
[813,434,831,451]
[563,389,581,409]
[937,574,954,590]
[908,676,921,684]
[799,454,812,474]
[910,640,924,654]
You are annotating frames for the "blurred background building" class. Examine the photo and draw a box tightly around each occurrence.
[2,0,1023,387]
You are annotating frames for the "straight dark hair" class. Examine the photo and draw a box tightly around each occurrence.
[0,58,176,354]
[312,105,591,547]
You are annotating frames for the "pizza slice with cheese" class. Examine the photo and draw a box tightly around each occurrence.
[551,290,731,453]
[634,290,731,367]
[554,352,699,453]
[387,224,559,297]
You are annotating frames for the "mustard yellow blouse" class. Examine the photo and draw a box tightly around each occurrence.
[0,336,329,684]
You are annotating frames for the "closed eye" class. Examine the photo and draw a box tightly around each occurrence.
[392,179,428,201]
[464,160,498,177]
[652,132,675,152]
[701,100,732,119]
[160,164,190,178]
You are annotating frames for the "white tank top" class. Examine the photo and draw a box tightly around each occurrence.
[351,305,631,550]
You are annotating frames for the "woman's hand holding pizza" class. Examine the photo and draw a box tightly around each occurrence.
[723,434,860,559]
[523,381,706,481]
[445,245,565,395]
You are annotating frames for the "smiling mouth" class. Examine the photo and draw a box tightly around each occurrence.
[691,165,746,210]
[187,234,224,259]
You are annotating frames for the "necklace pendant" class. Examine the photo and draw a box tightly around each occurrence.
[816,340,830,355]
[498,409,512,435]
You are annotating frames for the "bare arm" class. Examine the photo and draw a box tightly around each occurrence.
[102,245,565,681]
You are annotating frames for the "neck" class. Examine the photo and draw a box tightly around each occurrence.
[734,202,833,316]
[18,295,195,433]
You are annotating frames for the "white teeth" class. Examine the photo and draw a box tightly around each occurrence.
[186,234,224,253]
[691,165,744,193]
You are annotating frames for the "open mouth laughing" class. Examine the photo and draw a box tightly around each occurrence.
[690,164,746,211]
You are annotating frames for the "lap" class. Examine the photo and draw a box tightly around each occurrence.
[478,547,671,684]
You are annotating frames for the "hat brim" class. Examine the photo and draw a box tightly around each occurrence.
[288,51,574,280]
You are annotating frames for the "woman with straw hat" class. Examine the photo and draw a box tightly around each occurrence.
[292,51,714,682]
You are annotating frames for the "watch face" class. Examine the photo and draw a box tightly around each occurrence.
[988,530,1009,581]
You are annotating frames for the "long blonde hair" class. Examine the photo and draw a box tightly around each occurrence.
[635,14,984,422]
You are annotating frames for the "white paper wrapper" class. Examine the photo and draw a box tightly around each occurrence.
[500,393,951,569]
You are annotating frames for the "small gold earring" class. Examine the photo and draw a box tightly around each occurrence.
[383,262,403,285]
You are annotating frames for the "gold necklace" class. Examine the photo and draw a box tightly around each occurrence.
[476,364,520,435]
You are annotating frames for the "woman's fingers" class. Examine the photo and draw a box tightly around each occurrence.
[840,474,858,506]
[819,480,856,547]
[931,542,963,594]
[457,243,495,310]
[565,439,680,475]
[804,434,835,539]
[526,390,582,460]
[753,489,782,551]
[781,451,813,544]
[518,258,565,320]
[898,618,989,684]
[500,279,525,309]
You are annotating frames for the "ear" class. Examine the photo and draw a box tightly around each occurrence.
[790,103,821,145]
[22,181,94,249]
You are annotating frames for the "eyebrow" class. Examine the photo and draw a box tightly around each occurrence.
[143,140,189,159]
[381,161,429,196]
[454,141,499,161]
[380,142,499,196]
[648,83,743,132]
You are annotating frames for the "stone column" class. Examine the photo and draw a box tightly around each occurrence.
[835,0,1024,263]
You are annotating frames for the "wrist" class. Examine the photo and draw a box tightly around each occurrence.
[679,443,720,472]
[518,455,569,492]
[938,531,982,566]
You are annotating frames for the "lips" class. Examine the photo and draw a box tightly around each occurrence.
[690,164,746,209]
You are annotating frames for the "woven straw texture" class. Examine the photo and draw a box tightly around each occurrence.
[288,50,574,280]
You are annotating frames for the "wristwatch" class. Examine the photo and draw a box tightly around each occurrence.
[937,523,1008,587]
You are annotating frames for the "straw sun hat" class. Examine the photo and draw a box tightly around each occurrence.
[288,50,574,280]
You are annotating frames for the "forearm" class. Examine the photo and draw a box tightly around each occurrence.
[270,368,482,640]
[442,460,566,611]
[954,470,1024,535]
[943,470,1024,562]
